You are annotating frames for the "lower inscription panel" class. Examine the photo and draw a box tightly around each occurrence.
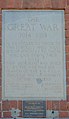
[23,101,46,118]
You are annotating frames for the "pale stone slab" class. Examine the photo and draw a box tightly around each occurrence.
[2,10,66,100]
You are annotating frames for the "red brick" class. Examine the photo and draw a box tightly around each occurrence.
[0,64,2,78]
[65,7,69,13]
[9,100,17,109]
[0,40,1,46]
[3,112,11,118]
[0,38,2,46]
[66,30,69,38]
[0,1,2,8]
[0,63,2,71]
[51,0,66,9]
[6,0,15,8]
[43,0,52,8]
[18,101,22,110]
[51,0,59,8]
[0,87,2,99]
[58,0,66,8]
[67,86,69,95]
[2,100,17,111]
[52,101,59,110]
[23,0,46,9]
[0,46,1,52]
[0,22,1,26]
[0,63,2,70]
[67,103,69,110]
[0,15,2,23]
[65,21,69,30]
[65,14,69,21]
[66,61,69,69]
[0,103,1,111]
[0,55,2,63]
[66,38,69,45]
[0,30,2,38]
[67,95,69,101]
[60,101,68,111]
[66,45,69,53]
[67,77,69,85]
[59,111,69,118]
[47,101,52,110]
[0,67,1,81]
[67,0,69,5]
[0,0,7,8]
[0,23,2,32]
[66,70,69,77]
[19,111,22,117]
[66,54,69,61]
[0,77,1,86]
[0,112,1,118]
[0,69,2,78]
[2,100,10,111]
[15,0,23,8]
[0,10,2,15]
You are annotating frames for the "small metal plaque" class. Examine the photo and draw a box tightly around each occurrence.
[23,100,46,118]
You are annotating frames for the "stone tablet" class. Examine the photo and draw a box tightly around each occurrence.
[2,10,66,100]
[23,100,46,118]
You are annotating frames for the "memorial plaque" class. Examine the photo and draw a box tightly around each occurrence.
[23,100,46,118]
[2,10,66,100]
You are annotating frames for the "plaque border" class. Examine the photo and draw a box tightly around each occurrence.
[2,10,66,100]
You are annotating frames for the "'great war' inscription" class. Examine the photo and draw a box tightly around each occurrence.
[2,10,66,100]
[7,23,58,38]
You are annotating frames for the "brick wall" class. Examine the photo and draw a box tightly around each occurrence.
[0,0,69,118]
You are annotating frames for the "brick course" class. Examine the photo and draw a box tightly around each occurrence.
[59,111,69,118]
